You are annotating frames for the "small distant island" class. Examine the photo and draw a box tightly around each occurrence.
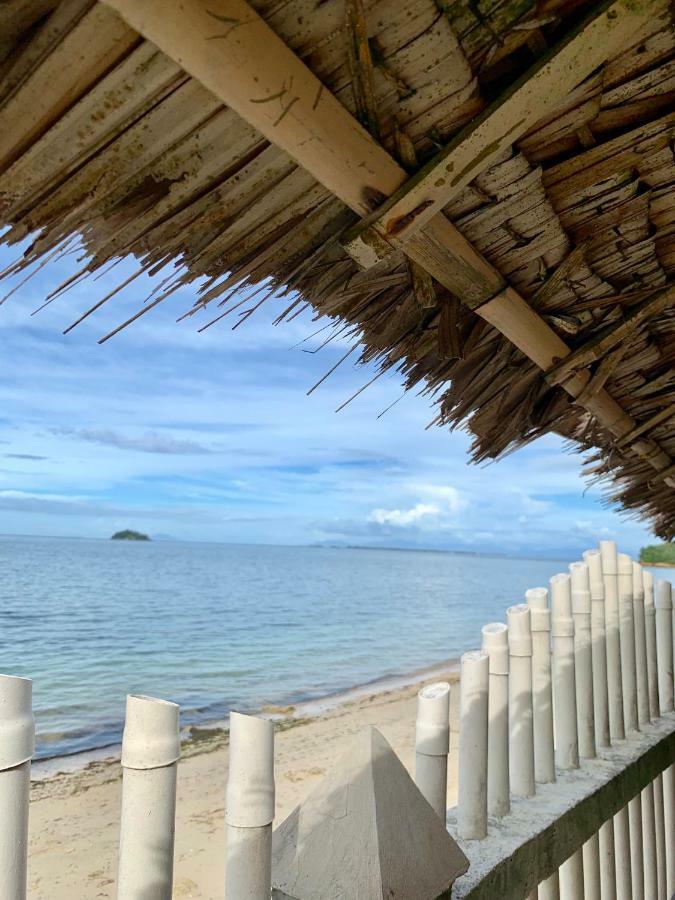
[639,543,675,567]
[111,529,150,541]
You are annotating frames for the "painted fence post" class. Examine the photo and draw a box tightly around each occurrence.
[617,554,640,900]
[622,557,644,900]
[599,540,624,741]
[633,561,650,725]
[481,624,509,817]
[117,694,180,900]
[618,554,639,734]
[526,589,555,785]
[507,604,535,799]
[583,549,610,746]
[570,561,599,900]
[549,574,583,898]
[584,548,615,900]
[415,681,450,822]
[225,712,275,900]
[0,675,35,900]
[457,650,489,840]
[630,561,656,900]
[655,579,674,899]
[550,574,578,770]
[569,562,595,759]
[644,570,666,897]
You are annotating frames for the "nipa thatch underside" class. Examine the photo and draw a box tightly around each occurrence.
[1,0,674,535]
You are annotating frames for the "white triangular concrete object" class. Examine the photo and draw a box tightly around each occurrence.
[272,726,468,899]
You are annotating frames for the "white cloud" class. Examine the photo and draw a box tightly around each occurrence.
[368,503,440,527]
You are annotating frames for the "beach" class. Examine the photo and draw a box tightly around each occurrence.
[27,662,460,900]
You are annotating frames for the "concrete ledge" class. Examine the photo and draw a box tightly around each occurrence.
[448,712,675,899]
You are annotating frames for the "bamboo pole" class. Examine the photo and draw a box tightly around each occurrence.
[584,549,615,899]
[644,571,664,897]
[617,554,639,734]
[550,575,579,770]
[614,805,632,900]
[415,681,450,822]
[225,712,275,900]
[117,694,180,900]
[457,650,489,840]
[632,562,650,725]
[550,574,584,900]
[630,561,655,900]
[653,771,667,900]
[599,541,625,741]
[583,549,610,747]
[481,623,510,816]
[655,580,674,899]
[507,604,535,799]
[569,562,595,759]
[526,588,555,784]
[0,675,35,900]
[643,570,659,720]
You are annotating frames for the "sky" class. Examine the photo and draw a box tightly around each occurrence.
[0,238,657,559]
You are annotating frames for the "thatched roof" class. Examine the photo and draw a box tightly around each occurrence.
[1,0,674,534]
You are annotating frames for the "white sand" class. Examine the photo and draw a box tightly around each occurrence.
[27,662,460,899]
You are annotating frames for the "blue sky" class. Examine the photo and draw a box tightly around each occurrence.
[0,239,656,558]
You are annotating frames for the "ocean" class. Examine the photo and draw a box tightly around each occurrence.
[1,535,671,761]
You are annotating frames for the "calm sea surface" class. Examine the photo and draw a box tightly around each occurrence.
[1,536,671,760]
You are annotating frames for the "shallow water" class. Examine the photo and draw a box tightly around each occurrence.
[0,536,670,759]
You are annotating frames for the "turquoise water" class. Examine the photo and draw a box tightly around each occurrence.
[0,536,670,760]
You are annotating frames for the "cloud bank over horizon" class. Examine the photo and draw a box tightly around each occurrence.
[0,243,656,559]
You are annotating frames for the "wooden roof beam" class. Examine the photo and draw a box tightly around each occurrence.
[102,0,675,489]
[342,0,671,269]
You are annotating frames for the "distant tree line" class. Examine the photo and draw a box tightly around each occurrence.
[639,543,675,565]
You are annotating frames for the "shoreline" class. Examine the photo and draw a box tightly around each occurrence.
[27,657,461,898]
[31,655,461,782]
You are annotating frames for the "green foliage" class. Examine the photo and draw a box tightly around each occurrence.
[639,543,675,565]
[111,529,150,541]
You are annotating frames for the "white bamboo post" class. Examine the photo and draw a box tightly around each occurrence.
[655,580,674,899]
[457,650,489,840]
[599,540,624,741]
[117,695,180,900]
[614,805,632,900]
[628,790,644,900]
[507,604,535,799]
[569,562,595,759]
[618,553,639,733]
[225,711,275,900]
[559,850,584,900]
[550,574,579,770]
[526,588,555,784]
[584,549,614,899]
[599,819,617,900]
[614,553,643,900]
[653,771,667,900]
[643,570,659,720]
[481,623,510,816]
[583,549,610,747]
[630,560,655,900]
[641,779,658,900]
[549,574,583,898]
[582,831,601,900]
[0,675,35,900]
[415,681,450,822]
[539,872,560,900]
[644,570,665,898]
[633,561,650,725]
